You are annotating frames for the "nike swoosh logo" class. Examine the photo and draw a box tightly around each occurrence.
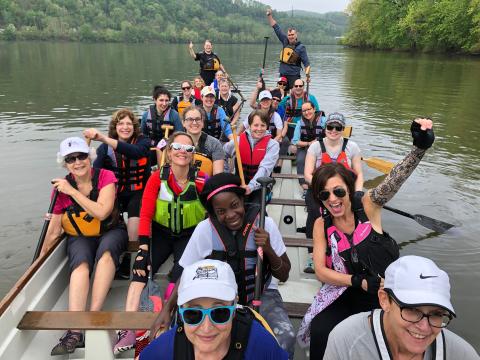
[419,274,438,279]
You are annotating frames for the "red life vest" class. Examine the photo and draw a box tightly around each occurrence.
[238,132,271,184]
[319,138,352,171]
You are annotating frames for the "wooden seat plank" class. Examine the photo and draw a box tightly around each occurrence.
[269,198,305,206]
[272,173,304,179]
[18,311,158,330]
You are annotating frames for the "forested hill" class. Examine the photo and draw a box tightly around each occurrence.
[344,0,480,54]
[0,0,347,44]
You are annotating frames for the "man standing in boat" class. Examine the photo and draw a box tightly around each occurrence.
[266,8,311,91]
[323,256,480,359]
[189,40,228,86]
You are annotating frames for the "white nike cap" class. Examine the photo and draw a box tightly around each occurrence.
[384,255,455,316]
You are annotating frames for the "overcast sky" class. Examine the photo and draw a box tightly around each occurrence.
[258,0,350,14]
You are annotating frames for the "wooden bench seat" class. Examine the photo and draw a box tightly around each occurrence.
[272,173,304,179]
[18,303,310,330]
[269,198,305,206]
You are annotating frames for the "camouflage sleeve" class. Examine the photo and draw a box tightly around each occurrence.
[369,147,426,207]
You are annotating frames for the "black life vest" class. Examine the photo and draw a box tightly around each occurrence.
[61,168,121,237]
[284,93,309,123]
[216,93,236,117]
[203,105,222,140]
[174,306,258,360]
[208,204,271,305]
[299,111,325,142]
[145,105,173,145]
[323,193,399,276]
[107,141,149,193]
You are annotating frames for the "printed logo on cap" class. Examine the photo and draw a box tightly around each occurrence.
[193,265,218,280]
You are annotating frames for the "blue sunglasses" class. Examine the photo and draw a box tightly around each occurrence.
[179,305,236,326]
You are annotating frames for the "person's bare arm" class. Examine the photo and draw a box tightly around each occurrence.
[188,41,196,59]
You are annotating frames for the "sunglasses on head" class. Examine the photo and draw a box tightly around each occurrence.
[64,153,89,164]
[318,187,347,201]
[179,305,236,326]
[170,142,195,153]
[182,86,192,90]
[294,84,304,88]
[326,124,344,132]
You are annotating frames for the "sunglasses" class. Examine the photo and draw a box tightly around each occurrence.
[278,82,287,86]
[184,117,203,124]
[179,305,236,326]
[64,153,89,164]
[294,84,304,88]
[170,142,195,153]
[318,187,347,201]
[182,86,192,90]
[326,124,344,132]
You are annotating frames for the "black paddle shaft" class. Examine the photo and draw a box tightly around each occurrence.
[32,189,59,263]
[253,176,275,311]
[383,205,454,233]
[260,37,269,91]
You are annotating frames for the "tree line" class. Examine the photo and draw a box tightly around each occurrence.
[0,0,347,44]
[344,0,480,54]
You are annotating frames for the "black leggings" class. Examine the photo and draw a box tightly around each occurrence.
[309,287,379,359]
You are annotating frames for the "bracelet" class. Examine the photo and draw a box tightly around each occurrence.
[271,258,283,272]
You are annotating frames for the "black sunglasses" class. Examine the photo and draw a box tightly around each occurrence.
[294,84,304,88]
[278,82,287,86]
[65,153,89,164]
[326,124,344,132]
[318,187,347,201]
[182,86,192,90]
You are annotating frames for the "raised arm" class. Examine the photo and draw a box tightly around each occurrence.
[188,41,196,59]
[266,8,276,27]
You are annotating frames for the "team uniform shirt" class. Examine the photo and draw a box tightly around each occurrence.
[179,216,286,291]
[52,169,117,215]
[139,320,288,360]
[307,138,361,168]
[324,312,480,360]
[223,132,279,192]
[137,168,207,237]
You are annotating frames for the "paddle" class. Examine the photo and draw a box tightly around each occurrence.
[231,105,246,186]
[383,205,454,233]
[159,124,174,167]
[362,157,394,175]
[32,189,59,263]
[253,176,275,311]
[259,36,269,91]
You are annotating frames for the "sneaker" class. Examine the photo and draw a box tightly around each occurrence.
[113,329,136,355]
[51,330,84,355]
[303,256,315,274]
[115,253,131,280]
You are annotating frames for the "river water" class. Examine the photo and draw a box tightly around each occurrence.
[0,42,479,349]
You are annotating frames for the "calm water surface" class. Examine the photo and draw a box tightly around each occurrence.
[1,42,479,349]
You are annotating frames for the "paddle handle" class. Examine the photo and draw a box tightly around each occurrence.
[32,189,59,263]
[383,205,415,220]
[159,125,174,167]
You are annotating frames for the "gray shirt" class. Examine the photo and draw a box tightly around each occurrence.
[307,138,361,168]
[324,312,480,360]
[198,133,225,161]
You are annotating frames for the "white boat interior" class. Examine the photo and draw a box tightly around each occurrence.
[0,159,319,359]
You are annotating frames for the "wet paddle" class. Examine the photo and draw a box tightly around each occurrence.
[383,205,454,233]
[32,189,59,263]
[253,177,275,311]
[362,157,394,174]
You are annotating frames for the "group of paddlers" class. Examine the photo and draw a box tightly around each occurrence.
[39,8,479,360]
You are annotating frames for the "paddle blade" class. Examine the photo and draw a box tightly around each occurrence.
[362,157,394,174]
[413,214,454,233]
[343,126,352,138]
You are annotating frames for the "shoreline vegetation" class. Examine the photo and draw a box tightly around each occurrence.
[343,0,480,55]
[0,0,346,44]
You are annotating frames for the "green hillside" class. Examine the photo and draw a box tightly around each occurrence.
[0,0,348,44]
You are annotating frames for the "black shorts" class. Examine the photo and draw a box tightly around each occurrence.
[118,191,143,218]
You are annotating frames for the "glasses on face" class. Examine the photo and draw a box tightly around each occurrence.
[326,124,344,132]
[179,305,236,326]
[64,153,89,164]
[390,296,452,328]
[182,86,192,90]
[272,98,281,102]
[318,187,347,201]
[184,117,203,124]
[302,108,314,113]
[294,84,304,88]
[170,142,195,153]
[278,82,287,86]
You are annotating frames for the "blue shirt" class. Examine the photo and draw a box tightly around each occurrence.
[140,320,288,360]
[206,106,232,137]
[292,115,327,145]
[273,24,310,76]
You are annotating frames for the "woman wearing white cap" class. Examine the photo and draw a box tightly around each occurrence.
[323,256,479,359]
[299,118,435,358]
[140,259,288,359]
[42,137,128,355]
